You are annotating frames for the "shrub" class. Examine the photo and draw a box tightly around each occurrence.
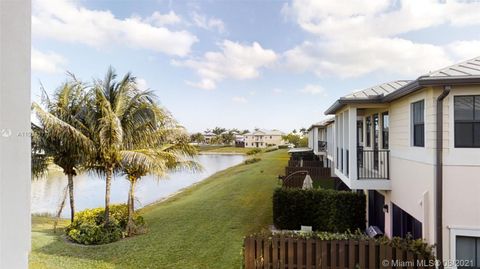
[246,148,262,155]
[278,145,289,149]
[244,158,261,164]
[272,188,366,232]
[248,231,434,257]
[66,204,145,245]
[265,147,278,152]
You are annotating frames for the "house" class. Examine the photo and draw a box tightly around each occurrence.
[203,132,216,144]
[309,57,480,263]
[307,118,334,169]
[244,129,285,148]
[234,133,245,147]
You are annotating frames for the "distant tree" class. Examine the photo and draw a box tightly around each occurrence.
[229,128,240,134]
[212,127,226,135]
[210,135,223,145]
[221,132,235,145]
[292,129,297,134]
[190,132,205,143]
[298,136,308,147]
[241,129,250,134]
[282,132,307,147]
[299,127,307,135]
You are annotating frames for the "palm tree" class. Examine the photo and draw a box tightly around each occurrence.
[121,129,199,235]
[90,67,167,223]
[32,79,94,222]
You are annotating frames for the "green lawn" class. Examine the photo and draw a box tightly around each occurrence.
[197,145,253,154]
[30,149,289,269]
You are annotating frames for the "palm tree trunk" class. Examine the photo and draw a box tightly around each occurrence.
[104,167,112,224]
[67,173,75,222]
[126,176,137,236]
[53,185,68,233]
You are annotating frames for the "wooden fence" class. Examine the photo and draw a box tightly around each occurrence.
[288,160,325,168]
[244,235,432,269]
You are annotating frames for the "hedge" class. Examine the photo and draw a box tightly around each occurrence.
[273,188,366,232]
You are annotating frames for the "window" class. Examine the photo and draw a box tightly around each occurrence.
[392,203,422,239]
[366,116,371,147]
[357,120,363,146]
[382,112,389,149]
[454,96,480,148]
[456,236,480,268]
[412,100,425,147]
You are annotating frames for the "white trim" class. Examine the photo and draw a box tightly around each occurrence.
[410,98,426,148]
[0,1,31,268]
[448,226,480,269]
[445,92,480,166]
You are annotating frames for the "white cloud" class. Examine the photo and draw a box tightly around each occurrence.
[191,12,226,33]
[136,78,149,91]
[447,40,480,61]
[283,0,480,39]
[146,11,181,26]
[32,0,197,57]
[175,40,277,89]
[284,38,452,78]
[232,96,248,103]
[31,48,67,74]
[281,0,480,78]
[300,84,326,96]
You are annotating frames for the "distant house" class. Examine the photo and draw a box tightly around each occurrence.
[203,132,216,144]
[244,129,285,148]
[234,133,245,147]
[306,117,334,167]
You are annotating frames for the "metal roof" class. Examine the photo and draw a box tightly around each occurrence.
[307,117,335,131]
[344,80,412,100]
[325,57,480,114]
[245,129,284,136]
[422,56,480,78]
[288,147,312,154]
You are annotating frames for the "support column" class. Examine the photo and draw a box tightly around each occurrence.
[0,1,31,268]
[348,108,358,181]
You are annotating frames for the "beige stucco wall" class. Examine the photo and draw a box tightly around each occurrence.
[245,134,284,148]
[443,165,480,260]
[388,84,480,259]
[387,157,435,245]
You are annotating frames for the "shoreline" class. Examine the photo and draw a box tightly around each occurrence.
[33,155,246,219]
[198,151,246,155]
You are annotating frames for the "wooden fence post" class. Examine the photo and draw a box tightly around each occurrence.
[245,237,255,269]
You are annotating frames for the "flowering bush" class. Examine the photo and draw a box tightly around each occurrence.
[66,204,144,245]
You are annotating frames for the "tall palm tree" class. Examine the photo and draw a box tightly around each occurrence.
[90,67,165,223]
[120,113,199,235]
[32,80,94,222]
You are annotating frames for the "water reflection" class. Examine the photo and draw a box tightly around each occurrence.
[31,154,245,218]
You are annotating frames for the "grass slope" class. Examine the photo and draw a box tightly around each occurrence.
[197,145,252,154]
[30,149,289,269]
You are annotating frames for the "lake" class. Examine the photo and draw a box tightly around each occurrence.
[31,154,245,218]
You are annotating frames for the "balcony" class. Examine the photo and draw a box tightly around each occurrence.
[317,141,327,151]
[357,148,390,180]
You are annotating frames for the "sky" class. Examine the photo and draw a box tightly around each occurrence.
[32,0,480,133]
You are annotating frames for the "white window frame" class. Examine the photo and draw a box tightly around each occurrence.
[449,226,480,269]
[411,99,426,148]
